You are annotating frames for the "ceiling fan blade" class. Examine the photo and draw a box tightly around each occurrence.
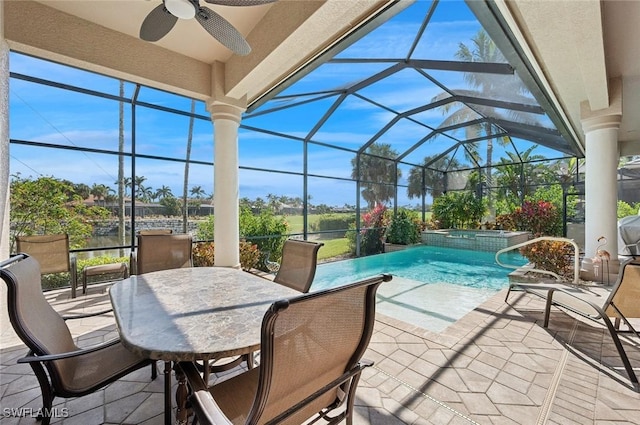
[140,4,178,42]
[195,6,251,55]
[203,0,277,6]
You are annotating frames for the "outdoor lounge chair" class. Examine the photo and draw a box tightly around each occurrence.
[274,239,324,293]
[130,232,193,275]
[506,259,640,388]
[0,254,156,425]
[15,233,79,298]
[177,273,392,425]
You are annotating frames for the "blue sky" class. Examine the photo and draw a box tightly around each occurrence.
[8,0,567,208]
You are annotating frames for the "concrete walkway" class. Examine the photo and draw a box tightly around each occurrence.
[1,280,639,424]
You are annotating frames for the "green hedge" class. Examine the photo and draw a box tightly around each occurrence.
[312,214,355,238]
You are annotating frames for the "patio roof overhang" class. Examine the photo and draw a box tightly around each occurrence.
[2,1,638,157]
[2,0,407,107]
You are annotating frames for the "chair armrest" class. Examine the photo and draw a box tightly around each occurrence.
[62,308,114,320]
[17,338,121,363]
[176,362,233,425]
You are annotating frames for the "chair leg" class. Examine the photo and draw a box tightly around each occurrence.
[245,352,255,370]
[504,285,513,302]
[151,361,158,380]
[601,316,639,387]
[31,362,53,425]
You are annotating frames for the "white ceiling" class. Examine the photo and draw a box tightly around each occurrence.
[36,0,273,63]
[4,0,400,107]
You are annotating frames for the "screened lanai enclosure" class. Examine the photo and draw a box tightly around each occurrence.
[10,0,626,264]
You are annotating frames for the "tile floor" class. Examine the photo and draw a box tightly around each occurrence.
[1,280,639,424]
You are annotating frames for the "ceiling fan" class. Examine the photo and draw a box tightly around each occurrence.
[140,0,276,56]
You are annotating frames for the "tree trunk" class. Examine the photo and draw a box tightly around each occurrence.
[182,100,195,233]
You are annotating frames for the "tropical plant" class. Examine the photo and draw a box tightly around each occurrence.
[617,201,640,219]
[431,30,539,217]
[431,191,486,229]
[519,240,574,278]
[197,207,289,271]
[407,155,462,200]
[351,143,399,209]
[192,241,260,271]
[10,175,110,252]
[385,209,421,245]
[505,199,560,236]
[493,145,548,214]
[160,195,182,216]
[359,204,388,255]
[190,185,206,199]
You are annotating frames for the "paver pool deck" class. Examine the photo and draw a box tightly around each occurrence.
[1,279,639,424]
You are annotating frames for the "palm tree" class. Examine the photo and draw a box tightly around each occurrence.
[407,155,462,200]
[90,183,110,205]
[117,80,126,255]
[493,145,546,212]
[351,143,400,209]
[133,176,148,201]
[156,185,173,200]
[190,185,205,199]
[120,177,132,197]
[266,193,280,213]
[73,183,91,200]
[183,100,195,232]
[432,30,537,217]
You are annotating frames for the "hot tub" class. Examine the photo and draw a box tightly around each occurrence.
[421,229,530,252]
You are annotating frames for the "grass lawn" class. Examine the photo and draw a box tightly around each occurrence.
[279,214,338,234]
[316,238,351,261]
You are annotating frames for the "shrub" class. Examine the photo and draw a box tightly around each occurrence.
[192,241,260,271]
[41,255,129,291]
[519,240,574,278]
[512,200,560,236]
[431,191,486,229]
[360,204,387,255]
[617,200,640,219]
[313,214,355,238]
[385,209,421,245]
[196,207,288,271]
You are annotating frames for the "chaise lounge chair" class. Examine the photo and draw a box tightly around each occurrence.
[506,259,640,388]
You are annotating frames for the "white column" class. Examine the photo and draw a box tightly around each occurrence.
[0,0,10,260]
[581,112,621,276]
[207,102,244,268]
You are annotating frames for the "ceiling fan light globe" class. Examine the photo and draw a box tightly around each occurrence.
[164,0,195,19]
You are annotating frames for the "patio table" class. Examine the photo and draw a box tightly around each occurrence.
[109,267,298,425]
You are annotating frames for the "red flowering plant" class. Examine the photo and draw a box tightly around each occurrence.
[360,204,387,255]
[510,200,561,237]
[507,200,570,279]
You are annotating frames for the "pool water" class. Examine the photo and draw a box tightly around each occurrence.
[311,245,526,291]
[310,245,527,333]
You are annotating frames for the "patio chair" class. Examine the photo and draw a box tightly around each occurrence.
[0,254,156,425]
[130,232,193,275]
[177,273,392,425]
[506,259,640,388]
[15,233,79,298]
[274,239,324,293]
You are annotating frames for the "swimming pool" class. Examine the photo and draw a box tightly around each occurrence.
[310,245,527,332]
